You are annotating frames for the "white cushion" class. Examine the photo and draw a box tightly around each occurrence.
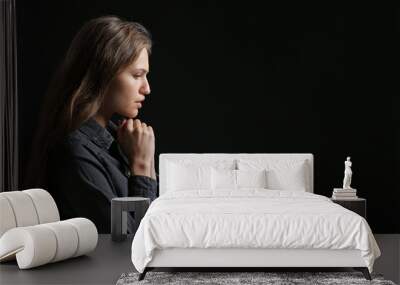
[166,161,212,191]
[0,225,57,268]
[236,169,268,188]
[212,168,237,190]
[42,221,79,262]
[24,189,60,224]
[0,196,17,237]
[0,189,98,269]
[211,169,268,191]
[237,159,308,191]
[0,191,40,227]
[0,189,60,237]
[0,218,97,269]
[65,218,98,257]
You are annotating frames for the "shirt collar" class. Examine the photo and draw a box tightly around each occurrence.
[79,117,117,150]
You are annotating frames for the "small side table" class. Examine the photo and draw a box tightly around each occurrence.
[331,197,367,219]
[111,197,150,242]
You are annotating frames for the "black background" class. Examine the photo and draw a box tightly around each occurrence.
[17,1,400,233]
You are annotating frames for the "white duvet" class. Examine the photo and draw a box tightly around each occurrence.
[131,189,381,273]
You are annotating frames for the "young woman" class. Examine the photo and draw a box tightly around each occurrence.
[25,16,157,233]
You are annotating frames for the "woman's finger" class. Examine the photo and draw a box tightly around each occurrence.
[126,118,134,131]
[133,119,141,129]
[148,126,154,137]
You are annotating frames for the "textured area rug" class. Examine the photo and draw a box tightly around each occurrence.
[116,271,396,285]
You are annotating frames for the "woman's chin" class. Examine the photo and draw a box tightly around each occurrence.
[126,109,139,118]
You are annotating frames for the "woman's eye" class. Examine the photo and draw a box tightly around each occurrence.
[132,73,148,79]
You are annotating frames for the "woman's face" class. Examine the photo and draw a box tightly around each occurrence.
[105,48,150,119]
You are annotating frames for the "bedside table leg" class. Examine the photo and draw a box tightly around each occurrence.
[111,202,126,242]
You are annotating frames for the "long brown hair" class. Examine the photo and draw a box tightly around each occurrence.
[24,15,152,189]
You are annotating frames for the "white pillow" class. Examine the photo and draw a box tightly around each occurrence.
[212,168,237,190]
[211,168,268,190]
[237,159,308,191]
[166,162,212,191]
[266,166,307,191]
[236,169,268,188]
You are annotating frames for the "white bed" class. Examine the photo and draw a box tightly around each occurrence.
[131,154,381,280]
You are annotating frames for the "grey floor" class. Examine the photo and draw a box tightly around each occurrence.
[0,235,135,285]
[373,234,400,284]
[0,234,399,285]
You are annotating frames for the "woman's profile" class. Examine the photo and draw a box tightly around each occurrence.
[24,16,157,233]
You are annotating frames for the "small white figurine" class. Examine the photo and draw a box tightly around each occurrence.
[343,156,353,189]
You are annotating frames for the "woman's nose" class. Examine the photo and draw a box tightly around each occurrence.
[141,77,151,95]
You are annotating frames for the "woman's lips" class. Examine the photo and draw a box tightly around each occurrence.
[137,102,142,108]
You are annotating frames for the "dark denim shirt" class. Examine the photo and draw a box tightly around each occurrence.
[47,117,158,234]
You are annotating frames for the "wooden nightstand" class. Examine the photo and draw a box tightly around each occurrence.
[331,197,367,219]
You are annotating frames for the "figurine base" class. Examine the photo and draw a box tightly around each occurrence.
[334,188,357,192]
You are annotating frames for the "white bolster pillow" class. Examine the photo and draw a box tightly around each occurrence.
[0,189,60,237]
[0,191,40,228]
[0,196,17,237]
[0,218,98,269]
[23,189,60,223]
